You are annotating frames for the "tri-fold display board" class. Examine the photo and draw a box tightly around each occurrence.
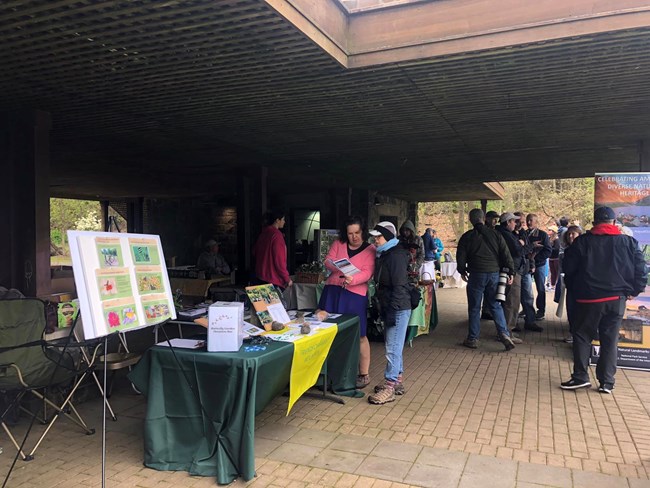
[68,231,177,340]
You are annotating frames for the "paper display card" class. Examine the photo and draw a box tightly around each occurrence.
[245,284,291,330]
[207,302,244,352]
[156,338,205,349]
[330,258,361,276]
[69,230,177,340]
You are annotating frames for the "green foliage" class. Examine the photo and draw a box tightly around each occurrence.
[419,178,595,241]
[50,198,101,253]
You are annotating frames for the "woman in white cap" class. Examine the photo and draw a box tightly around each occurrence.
[367,221,412,405]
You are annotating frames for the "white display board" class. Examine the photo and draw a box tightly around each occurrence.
[68,230,177,340]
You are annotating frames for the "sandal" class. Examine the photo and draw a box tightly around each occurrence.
[356,374,370,389]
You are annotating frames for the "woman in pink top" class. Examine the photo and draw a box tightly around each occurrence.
[319,216,376,389]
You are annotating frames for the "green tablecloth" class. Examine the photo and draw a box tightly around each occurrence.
[128,315,360,485]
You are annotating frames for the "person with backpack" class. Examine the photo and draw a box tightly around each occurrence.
[367,221,411,405]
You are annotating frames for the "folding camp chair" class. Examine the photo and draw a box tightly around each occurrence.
[0,298,96,461]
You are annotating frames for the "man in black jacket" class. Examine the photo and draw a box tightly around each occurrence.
[561,206,647,394]
[457,209,516,351]
[526,214,553,320]
[496,213,526,339]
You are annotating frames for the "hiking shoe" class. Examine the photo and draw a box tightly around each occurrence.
[524,323,544,332]
[564,336,574,344]
[374,379,405,395]
[560,378,591,390]
[368,385,395,405]
[356,374,370,389]
[535,311,545,320]
[598,384,613,394]
[500,334,515,351]
[463,338,478,349]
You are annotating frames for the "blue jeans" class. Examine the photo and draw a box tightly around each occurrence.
[466,272,510,341]
[384,308,411,382]
[533,264,547,314]
[520,273,536,325]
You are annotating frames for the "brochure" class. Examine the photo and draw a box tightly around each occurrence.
[330,258,360,276]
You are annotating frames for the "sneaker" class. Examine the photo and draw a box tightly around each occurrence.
[512,326,522,332]
[598,384,613,394]
[500,334,515,351]
[374,379,405,395]
[368,385,396,405]
[560,378,591,390]
[511,336,523,345]
[463,338,478,349]
[524,323,544,332]
[518,311,526,318]
[356,374,370,389]
[563,336,573,344]
[535,312,545,321]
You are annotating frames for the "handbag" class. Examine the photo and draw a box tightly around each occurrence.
[408,284,421,309]
[419,271,435,286]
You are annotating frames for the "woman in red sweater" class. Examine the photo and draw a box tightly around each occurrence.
[252,210,293,290]
[319,216,376,389]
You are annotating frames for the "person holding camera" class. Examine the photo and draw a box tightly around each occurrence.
[457,209,516,351]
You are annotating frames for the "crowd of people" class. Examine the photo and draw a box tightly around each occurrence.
[456,206,646,394]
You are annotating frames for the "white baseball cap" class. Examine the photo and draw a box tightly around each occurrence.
[369,221,397,240]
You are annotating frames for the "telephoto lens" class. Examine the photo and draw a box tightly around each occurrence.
[495,271,509,302]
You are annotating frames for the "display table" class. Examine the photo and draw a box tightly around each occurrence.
[406,283,438,345]
[128,315,360,485]
[282,282,324,310]
[169,276,230,298]
[440,262,465,288]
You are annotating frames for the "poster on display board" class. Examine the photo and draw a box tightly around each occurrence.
[592,173,650,370]
[69,231,177,340]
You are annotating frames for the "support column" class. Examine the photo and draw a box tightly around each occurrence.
[0,110,51,296]
[237,167,267,279]
[127,197,144,233]
[640,140,650,172]
[480,199,488,214]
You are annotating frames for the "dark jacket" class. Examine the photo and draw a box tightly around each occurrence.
[563,224,647,300]
[374,245,411,313]
[527,228,552,266]
[422,232,436,261]
[496,224,526,275]
[457,223,515,275]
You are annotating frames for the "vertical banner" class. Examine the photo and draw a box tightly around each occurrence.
[593,173,650,369]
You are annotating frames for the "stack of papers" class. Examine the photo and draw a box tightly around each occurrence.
[156,338,205,349]
[178,307,207,318]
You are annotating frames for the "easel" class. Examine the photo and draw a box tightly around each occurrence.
[105,215,121,233]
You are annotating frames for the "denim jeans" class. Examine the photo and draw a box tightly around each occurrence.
[520,273,536,325]
[533,264,547,314]
[383,308,411,382]
[466,272,510,341]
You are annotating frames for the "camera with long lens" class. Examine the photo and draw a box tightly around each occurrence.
[495,269,510,303]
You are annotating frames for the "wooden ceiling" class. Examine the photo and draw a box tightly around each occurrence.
[1,0,649,201]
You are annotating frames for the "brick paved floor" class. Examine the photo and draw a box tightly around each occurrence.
[2,288,650,487]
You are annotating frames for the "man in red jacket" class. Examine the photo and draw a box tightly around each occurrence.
[253,210,293,290]
[561,206,647,394]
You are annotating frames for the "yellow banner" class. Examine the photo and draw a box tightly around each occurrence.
[287,324,338,414]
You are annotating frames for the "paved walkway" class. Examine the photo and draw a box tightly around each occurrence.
[2,287,650,487]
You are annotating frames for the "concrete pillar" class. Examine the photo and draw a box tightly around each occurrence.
[0,110,51,296]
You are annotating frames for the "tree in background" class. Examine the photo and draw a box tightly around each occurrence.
[420,178,594,247]
[50,198,101,255]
